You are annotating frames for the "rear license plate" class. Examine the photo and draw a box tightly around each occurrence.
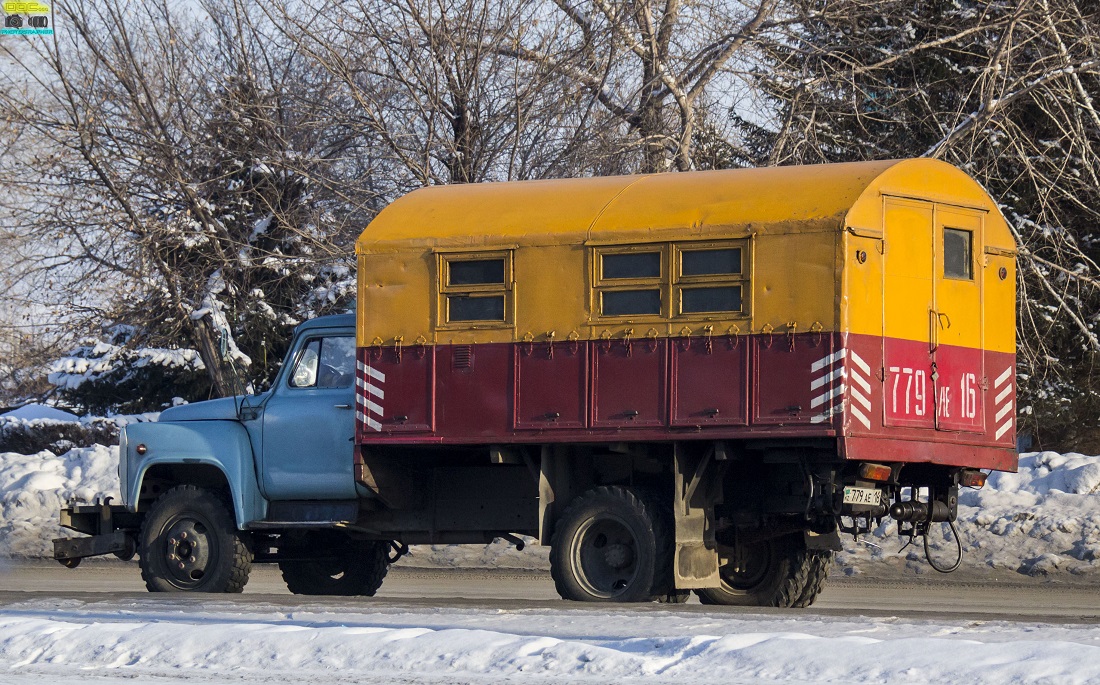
[842,486,882,506]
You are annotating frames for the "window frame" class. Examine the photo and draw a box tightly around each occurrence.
[942,226,974,281]
[673,240,750,319]
[286,334,355,390]
[436,249,515,330]
[590,240,750,322]
[591,244,668,321]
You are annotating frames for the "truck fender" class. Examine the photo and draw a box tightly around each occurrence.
[121,420,267,528]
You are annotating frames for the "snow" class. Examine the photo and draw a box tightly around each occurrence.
[0,445,119,557]
[837,451,1100,577]
[3,597,1100,683]
[0,404,78,422]
[2,447,1100,681]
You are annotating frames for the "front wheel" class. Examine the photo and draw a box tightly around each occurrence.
[139,485,252,593]
[695,533,832,608]
[550,486,671,603]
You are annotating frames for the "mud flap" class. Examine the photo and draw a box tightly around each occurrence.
[673,444,722,588]
[804,528,843,551]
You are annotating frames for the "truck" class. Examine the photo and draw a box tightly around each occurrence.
[55,158,1017,606]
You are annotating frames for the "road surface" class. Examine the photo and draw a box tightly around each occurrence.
[1,560,1097,623]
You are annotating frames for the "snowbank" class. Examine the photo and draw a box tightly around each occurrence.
[0,404,79,422]
[0,446,119,557]
[836,451,1100,577]
[4,600,1100,684]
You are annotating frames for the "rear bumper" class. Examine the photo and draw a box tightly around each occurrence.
[841,435,1018,472]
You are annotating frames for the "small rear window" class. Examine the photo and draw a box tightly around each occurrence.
[944,228,972,280]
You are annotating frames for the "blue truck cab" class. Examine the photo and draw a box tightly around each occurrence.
[54,313,393,594]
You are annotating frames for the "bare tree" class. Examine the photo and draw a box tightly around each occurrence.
[0,0,361,400]
[492,0,780,172]
[751,0,1100,446]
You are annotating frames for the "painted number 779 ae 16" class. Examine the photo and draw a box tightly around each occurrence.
[889,366,979,420]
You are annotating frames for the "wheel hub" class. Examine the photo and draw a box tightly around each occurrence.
[163,518,212,584]
[571,516,641,598]
[603,543,634,569]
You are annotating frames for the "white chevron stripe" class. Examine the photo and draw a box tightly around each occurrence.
[995,401,1013,422]
[356,361,386,382]
[849,350,871,376]
[995,384,1012,404]
[810,406,837,423]
[850,405,872,429]
[364,398,383,416]
[811,367,845,391]
[850,387,872,412]
[811,349,847,373]
[366,416,382,432]
[356,376,385,399]
[811,385,844,409]
[995,418,1013,440]
[849,370,872,394]
[994,366,1013,388]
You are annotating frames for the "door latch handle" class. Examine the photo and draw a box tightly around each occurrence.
[334,404,352,409]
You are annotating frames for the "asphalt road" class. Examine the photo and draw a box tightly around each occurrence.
[1,560,1098,623]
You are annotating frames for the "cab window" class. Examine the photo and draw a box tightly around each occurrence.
[289,336,354,388]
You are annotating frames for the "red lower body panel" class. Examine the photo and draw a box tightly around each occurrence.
[354,333,1017,472]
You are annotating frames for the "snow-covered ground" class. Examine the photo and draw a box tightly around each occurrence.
[6,444,1100,579]
[2,597,1100,684]
[4,447,1100,683]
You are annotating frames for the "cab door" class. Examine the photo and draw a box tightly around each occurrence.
[933,208,984,432]
[261,330,358,500]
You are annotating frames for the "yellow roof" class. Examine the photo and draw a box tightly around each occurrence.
[358,158,1012,251]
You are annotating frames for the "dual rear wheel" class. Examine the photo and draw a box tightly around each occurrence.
[549,485,832,607]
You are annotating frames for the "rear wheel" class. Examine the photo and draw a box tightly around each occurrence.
[279,531,390,596]
[550,486,671,603]
[695,533,831,608]
[139,485,252,593]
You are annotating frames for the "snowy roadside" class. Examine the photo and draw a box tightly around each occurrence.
[3,597,1100,684]
[4,444,1100,579]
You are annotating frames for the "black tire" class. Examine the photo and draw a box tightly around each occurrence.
[657,589,691,604]
[279,531,390,596]
[790,550,834,608]
[139,485,252,593]
[550,486,672,603]
[695,533,831,608]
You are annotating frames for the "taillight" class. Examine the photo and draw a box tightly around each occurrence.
[859,463,892,482]
[960,469,987,488]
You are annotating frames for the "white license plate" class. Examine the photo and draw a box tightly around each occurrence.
[843,486,882,506]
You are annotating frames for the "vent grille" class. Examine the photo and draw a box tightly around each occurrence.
[453,345,473,369]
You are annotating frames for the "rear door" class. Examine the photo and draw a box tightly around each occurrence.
[933,208,985,432]
[882,198,935,428]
